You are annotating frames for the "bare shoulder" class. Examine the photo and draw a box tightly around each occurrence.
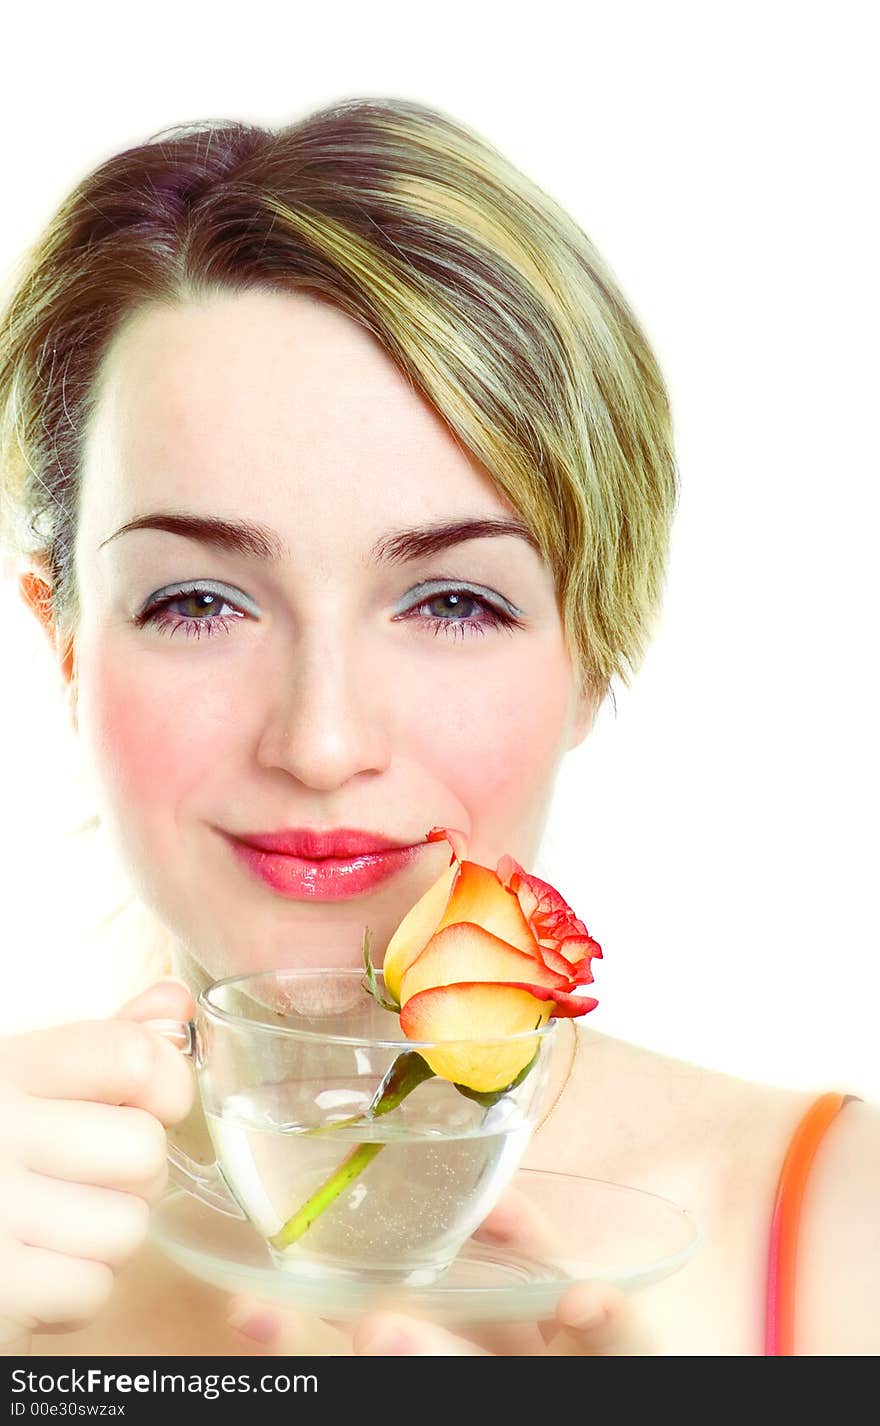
[529,1026,816,1199]
[795,1096,880,1355]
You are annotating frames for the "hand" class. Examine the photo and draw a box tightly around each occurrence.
[0,978,195,1355]
[225,1186,655,1356]
[226,1282,640,1356]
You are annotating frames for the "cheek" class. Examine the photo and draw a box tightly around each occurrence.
[77,646,230,826]
[403,644,573,854]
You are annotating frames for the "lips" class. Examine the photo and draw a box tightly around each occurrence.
[224,832,426,901]
[231,827,416,859]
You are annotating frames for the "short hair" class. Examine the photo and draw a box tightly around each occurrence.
[0,95,679,699]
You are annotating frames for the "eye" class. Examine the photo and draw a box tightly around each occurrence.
[133,585,247,639]
[400,587,525,641]
[132,582,526,644]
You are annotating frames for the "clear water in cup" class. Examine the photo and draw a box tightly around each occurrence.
[207,1077,532,1284]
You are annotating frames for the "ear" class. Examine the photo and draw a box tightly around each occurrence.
[18,565,78,731]
[567,682,602,750]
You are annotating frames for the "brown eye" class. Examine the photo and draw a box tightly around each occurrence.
[424,591,481,619]
[135,586,247,639]
[402,588,522,641]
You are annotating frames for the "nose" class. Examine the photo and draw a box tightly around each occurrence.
[255,626,392,791]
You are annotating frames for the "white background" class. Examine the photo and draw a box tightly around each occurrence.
[0,2,876,1098]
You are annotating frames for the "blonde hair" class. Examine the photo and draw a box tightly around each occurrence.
[0,94,678,704]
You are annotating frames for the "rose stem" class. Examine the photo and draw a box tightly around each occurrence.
[268,1141,386,1251]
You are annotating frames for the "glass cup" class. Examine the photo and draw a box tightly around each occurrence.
[148,967,559,1286]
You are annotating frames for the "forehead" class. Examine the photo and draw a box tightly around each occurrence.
[80,288,520,548]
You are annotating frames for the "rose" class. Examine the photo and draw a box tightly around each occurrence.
[382,826,602,1092]
[271,826,602,1250]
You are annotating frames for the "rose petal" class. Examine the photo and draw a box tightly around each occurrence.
[399,921,570,1006]
[514,985,599,1018]
[532,941,594,982]
[496,855,602,971]
[382,860,459,1003]
[548,933,603,969]
[399,983,553,1091]
[425,825,470,865]
[437,861,539,958]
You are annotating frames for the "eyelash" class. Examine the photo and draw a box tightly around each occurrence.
[132,585,524,643]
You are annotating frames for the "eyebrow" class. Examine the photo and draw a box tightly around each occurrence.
[97,511,542,565]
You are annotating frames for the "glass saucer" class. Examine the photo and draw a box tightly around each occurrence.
[150,1168,701,1326]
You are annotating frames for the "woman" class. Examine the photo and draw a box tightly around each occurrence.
[0,96,876,1357]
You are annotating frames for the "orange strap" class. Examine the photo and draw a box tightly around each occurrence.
[764,1091,861,1355]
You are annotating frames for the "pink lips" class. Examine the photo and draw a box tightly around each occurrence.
[232,827,416,859]
[222,827,425,901]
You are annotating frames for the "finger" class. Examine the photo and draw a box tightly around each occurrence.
[0,1243,115,1330]
[459,1285,630,1357]
[472,1184,562,1258]
[330,1299,544,1355]
[460,1284,635,1357]
[543,1281,648,1356]
[458,1318,548,1355]
[9,1169,150,1269]
[20,1098,170,1192]
[472,1194,647,1356]
[114,977,196,1025]
[224,1296,351,1356]
[1,1018,193,1124]
[353,1310,493,1356]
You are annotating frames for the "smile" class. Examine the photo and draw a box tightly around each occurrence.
[222,834,425,901]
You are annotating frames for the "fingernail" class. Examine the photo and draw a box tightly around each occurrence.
[356,1327,415,1355]
[227,1305,281,1344]
[475,1204,520,1243]
[568,1305,608,1332]
[474,1219,517,1244]
[558,1291,608,1332]
[155,975,193,994]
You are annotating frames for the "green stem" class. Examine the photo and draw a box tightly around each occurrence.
[299,1111,365,1139]
[268,1051,435,1252]
[268,1141,386,1251]
[266,1040,538,1254]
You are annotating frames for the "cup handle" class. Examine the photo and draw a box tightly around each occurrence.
[145,1017,248,1220]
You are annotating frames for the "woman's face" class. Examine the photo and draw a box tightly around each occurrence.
[32,288,597,981]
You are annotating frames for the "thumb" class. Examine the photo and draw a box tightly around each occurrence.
[544,1280,654,1356]
[114,976,197,1026]
[224,1294,351,1356]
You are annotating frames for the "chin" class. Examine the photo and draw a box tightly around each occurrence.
[189,940,369,984]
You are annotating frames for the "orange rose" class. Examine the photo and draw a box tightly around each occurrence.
[382,826,602,1092]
